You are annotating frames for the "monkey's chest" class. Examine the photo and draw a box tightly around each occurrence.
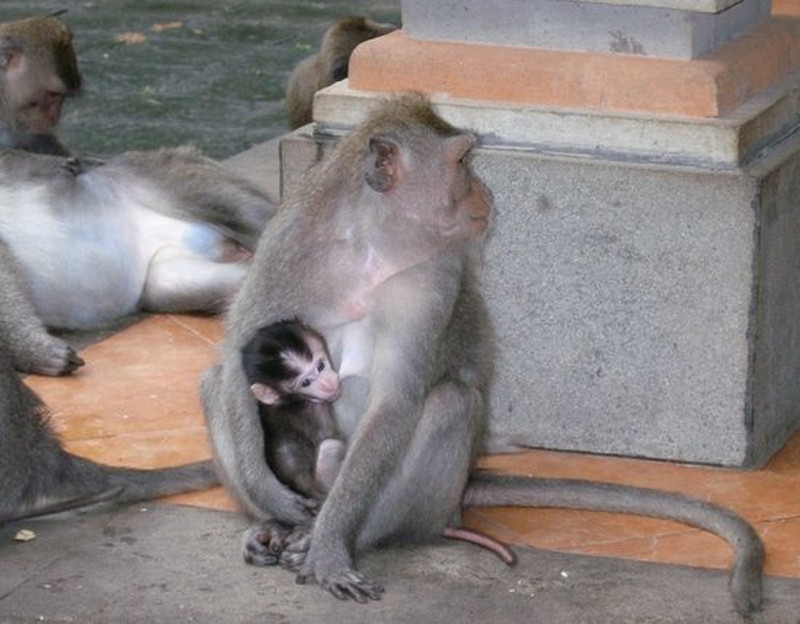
[329,319,374,380]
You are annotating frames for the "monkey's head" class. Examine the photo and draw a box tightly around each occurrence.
[323,17,397,83]
[350,96,493,259]
[0,16,81,134]
[242,320,341,407]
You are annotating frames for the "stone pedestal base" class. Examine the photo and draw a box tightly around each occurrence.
[278,64,799,467]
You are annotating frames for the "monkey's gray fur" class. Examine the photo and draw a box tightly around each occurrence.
[0,145,276,376]
[201,95,763,615]
[285,16,396,129]
[0,344,218,525]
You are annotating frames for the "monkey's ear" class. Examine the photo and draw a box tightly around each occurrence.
[0,45,23,71]
[365,136,400,193]
[250,383,281,406]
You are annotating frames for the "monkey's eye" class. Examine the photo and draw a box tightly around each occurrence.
[301,378,312,388]
[317,361,326,372]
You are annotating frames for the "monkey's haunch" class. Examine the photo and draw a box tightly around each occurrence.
[464,474,764,615]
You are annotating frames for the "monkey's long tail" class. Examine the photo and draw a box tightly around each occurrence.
[72,456,220,502]
[464,473,764,615]
[2,458,219,525]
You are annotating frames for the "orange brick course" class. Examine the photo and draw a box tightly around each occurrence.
[349,19,799,118]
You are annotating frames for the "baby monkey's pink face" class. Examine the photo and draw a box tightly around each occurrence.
[284,337,341,404]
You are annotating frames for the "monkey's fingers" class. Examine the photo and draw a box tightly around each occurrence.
[280,549,307,572]
[284,526,311,549]
[242,522,288,566]
[61,157,83,176]
[302,497,320,515]
[63,349,85,373]
[321,570,384,603]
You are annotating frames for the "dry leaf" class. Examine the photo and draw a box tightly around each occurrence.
[151,21,183,33]
[115,32,147,45]
[14,529,36,542]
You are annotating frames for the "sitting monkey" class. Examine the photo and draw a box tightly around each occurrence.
[285,16,396,129]
[240,319,517,566]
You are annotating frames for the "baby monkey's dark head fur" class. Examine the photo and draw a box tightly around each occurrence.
[242,319,314,386]
[241,319,340,406]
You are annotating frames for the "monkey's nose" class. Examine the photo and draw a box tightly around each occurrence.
[323,377,342,400]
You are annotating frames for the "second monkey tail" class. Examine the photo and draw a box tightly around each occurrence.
[1,457,219,525]
[69,455,220,502]
[463,473,764,616]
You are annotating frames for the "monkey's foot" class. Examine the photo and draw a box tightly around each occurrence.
[20,339,84,376]
[242,520,292,566]
[278,528,312,571]
[298,568,384,603]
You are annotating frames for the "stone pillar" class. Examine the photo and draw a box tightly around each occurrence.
[281,0,800,467]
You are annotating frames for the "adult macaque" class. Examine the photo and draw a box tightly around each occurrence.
[0,15,80,156]
[0,146,276,376]
[285,17,396,129]
[0,343,218,525]
[202,96,763,615]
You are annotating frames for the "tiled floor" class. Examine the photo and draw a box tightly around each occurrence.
[25,314,800,579]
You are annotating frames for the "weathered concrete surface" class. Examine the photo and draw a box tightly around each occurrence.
[402,0,771,59]
[1,504,799,624]
[274,83,800,467]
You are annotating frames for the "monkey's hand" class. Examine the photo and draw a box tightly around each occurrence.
[60,155,104,176]
[269,486,319,526]
[296,541,384,603]
[61,157,83,176]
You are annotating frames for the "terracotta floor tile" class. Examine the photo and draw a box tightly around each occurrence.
[23,313,800,582]
[64,426,213,468]
[166,313,226,344]
[167,487,239,511]
[27,315,220,441]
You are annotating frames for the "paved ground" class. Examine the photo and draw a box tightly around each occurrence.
[2,3,800,623]
[3,141,800,624]
[3,505,800,624]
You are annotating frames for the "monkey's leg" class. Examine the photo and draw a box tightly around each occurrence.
[0,241,83,375]
[315,439,346,492]
[140,247,249,314]
[295,381,482,600]
[356,381,483,550]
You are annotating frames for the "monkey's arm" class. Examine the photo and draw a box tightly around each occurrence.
[0,241,83,375]
[0,148,86,180]
[201,363,317,525]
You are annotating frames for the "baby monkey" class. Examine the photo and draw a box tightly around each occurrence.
[241,320,517,566]
[242,320,344,501]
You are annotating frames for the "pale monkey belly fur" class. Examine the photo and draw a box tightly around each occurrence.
[0,171,231,329]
